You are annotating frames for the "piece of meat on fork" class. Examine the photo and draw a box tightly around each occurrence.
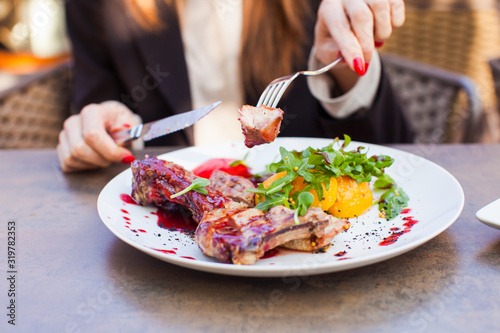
[239,105,284,148]
[131,156,349,265]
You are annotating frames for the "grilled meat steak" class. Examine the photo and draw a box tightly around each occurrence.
[196,206,349,265]
[239,105,284,148]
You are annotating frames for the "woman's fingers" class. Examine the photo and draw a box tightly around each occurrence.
[100,100,140,132]
[344,0,375,67]
[57,115,104,172]
[57,101,138,173]
[368,0,405,44]
[80,103,134,164]
[315,0,405,75]
[316,0,370,75]
[366,0,392,44]
[57,135,100,173]
[63,113,111,168]
[315,1,355,63]
[389,0,406,28]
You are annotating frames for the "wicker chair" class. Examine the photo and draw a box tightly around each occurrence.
[382,54,483,143]
[489,57,500,109]
[0,61,72,149]
[379,0,500,142]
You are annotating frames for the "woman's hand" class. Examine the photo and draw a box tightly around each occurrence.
[315,0,405,78]
[57,101,140,173]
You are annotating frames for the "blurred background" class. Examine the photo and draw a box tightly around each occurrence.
[380,0,500,143]
[0,0,69,87]
[1,0,500,148]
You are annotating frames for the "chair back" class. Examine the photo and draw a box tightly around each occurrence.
[0,61,72,148]
[382,54,483,143]
[489,57,500,112]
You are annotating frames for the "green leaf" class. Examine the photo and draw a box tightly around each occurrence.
[229,152,250,167]
[341,134,351,149]
[378,187,410,220]
[228,160,243,167]
[372,155,394,168]
[294,192,314,224]
[170,178,211,199]
[246,184,269,195]
[193,187,208,195]
[298,169,315,183]
[374,174,396,189]
[255,192,287,211]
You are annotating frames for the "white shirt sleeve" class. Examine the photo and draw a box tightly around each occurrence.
[307,50,382,119]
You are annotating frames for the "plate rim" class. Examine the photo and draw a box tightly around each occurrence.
[476,198,500,230]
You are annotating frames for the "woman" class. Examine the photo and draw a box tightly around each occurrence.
[58,0,411,172]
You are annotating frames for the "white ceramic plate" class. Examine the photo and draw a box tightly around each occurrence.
[476,198,500,230]
[97,138,464,277]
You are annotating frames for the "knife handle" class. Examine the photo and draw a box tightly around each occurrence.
[111,124,143,146]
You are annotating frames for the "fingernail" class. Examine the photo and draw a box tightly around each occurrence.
[353,57,366,76]
[110,123,132,134]
[375,41,384,48]
[365,62,370,72]
[121,155,135,164]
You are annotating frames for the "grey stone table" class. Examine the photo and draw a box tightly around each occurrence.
[1,144,500,333]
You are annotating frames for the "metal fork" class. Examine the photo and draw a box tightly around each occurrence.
[256,56,344,108]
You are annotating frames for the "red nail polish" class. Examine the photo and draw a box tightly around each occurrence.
[122,123,131,129]
[353,57,366,76]
[375,41,384,48]
[365,62,370,72]
[121,155,135,164]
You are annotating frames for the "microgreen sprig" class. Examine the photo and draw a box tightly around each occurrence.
[377,186,410,220]
[229,151,250,168]
[294,192,314,224]
[170,178,211,198]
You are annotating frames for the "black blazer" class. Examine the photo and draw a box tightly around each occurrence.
[66,0,413,146]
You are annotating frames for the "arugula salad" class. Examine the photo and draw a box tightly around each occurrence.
[249,135,409,222]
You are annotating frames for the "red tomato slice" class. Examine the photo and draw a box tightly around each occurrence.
[192,158,252,178]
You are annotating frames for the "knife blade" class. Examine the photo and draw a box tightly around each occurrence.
[112,101,221,145]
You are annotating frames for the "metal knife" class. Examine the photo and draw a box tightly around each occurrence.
[111,101,221,145]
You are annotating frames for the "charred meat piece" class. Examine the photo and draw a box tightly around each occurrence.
[209,170,256,208]
[131,156,244,223]
[239,105,284,148]
[196,206,349,265]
